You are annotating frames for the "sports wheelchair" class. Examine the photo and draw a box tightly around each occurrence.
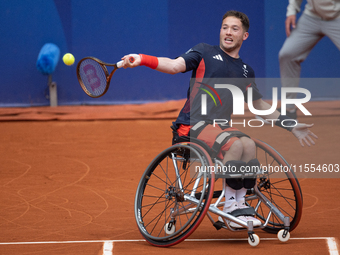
[134,126,303,247]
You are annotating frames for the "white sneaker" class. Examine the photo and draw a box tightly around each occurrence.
[237,200,248,209]
[244,216,262,227]
[237,200,262,227]
[218,201,261,228]
[218,215,261,228]
[223,201,239,213]
[218,202,246,228]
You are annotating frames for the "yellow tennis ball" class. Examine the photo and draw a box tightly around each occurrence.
[63,53,75,66]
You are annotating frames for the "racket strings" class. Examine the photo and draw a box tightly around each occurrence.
[78,59,108,97]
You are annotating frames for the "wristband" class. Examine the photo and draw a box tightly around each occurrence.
[275,114,297,131]
[139,54,159,69]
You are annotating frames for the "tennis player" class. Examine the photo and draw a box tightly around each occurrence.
[121,10,317,228]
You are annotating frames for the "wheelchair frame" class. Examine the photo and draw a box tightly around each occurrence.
[134,137,303,247]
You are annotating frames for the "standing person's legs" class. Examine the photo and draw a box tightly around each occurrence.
[279,14,323,111]
[321,17,340,50]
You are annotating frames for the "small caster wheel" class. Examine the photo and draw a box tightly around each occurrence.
[164,222,176,235]
[278,229,290,242]
[248,234,260,247]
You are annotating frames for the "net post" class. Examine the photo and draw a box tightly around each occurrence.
[48,75,58,107]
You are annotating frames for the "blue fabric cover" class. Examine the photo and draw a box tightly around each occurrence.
[36,43,60,75]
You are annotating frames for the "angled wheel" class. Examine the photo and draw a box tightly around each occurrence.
[135,142,215,247]
[277,229,290,242]
[247,139,303,234]
[248,234,260,247]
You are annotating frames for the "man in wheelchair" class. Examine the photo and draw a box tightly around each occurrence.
[121,10,317,229]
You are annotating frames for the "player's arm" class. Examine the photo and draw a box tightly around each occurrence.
[252,99,318,147]
[121,54,186,74]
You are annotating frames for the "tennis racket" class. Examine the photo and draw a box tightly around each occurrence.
[77,56,136,98]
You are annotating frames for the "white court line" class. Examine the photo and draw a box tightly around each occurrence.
[102,241,114,255]
[0,237,335,245]
[0,237,338,255]
[328,238,339,255]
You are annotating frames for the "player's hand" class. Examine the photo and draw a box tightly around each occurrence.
[292,123,318,147]
[285,15,296,37]
[121,54,141,69]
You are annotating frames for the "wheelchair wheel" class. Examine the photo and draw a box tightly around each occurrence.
[135,142,215,247]
[248,138,303,234]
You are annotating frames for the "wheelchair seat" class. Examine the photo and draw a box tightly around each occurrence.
[171,125,216,158]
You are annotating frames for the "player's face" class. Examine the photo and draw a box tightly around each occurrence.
[220,16,249,58]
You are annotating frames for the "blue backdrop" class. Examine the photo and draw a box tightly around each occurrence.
[0,0,339,107]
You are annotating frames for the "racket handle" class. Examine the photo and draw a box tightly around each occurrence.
[117,60,124,68]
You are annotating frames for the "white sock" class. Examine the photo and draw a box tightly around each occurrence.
[236,188,247,207]
[224,185,236,208]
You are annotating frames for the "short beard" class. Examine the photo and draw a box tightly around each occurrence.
[220,40,241,55]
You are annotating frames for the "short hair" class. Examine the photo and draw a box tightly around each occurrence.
[222,10,250,32]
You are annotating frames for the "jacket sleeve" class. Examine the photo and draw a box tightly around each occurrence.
[286,0,304,16]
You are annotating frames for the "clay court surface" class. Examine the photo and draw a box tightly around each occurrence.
[0,100,339,254]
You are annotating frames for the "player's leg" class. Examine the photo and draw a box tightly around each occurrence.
[239,136,256,162]
[235,137,256,209]
[221,137,261,227]
[279,14,323,112]
[222,138,250,207]
[194,125,261,227]
[221,139,243,217]
[195,127,242,211]
[235,137,261,225]
[223,137,256,200]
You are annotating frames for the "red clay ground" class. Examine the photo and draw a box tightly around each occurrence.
[0,100,339,254]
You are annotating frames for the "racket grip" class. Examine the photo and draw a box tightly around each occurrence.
[117,60,124,68]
